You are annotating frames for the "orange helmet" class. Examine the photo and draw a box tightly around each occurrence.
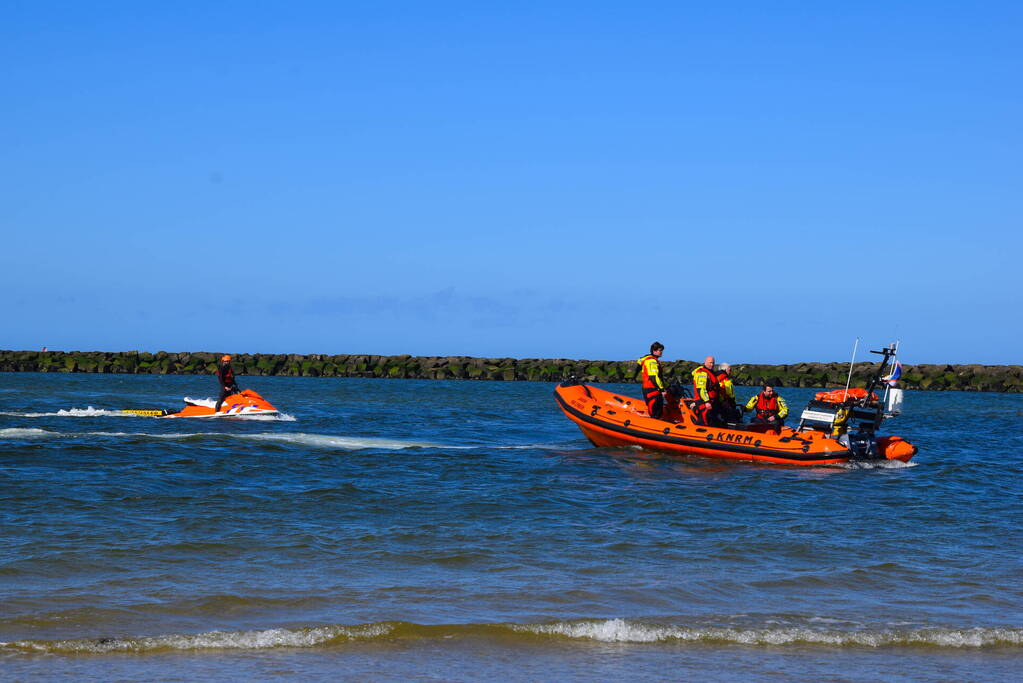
[221,355,232,362]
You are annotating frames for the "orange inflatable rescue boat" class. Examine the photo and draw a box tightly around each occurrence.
[554,344,916,466]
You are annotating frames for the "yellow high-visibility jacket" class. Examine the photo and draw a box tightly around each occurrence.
[637,355,664,390]
[717,373,735,403]
[691,366,717,402]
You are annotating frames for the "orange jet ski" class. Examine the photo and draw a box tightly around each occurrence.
[554,344,916,466]
[121,390,279,419]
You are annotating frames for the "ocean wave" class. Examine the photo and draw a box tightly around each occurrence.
[0,429,436,450]
[841,459,918,470]
[2,619,1020,655]
[446,441,581,450]
[512,619,1022,647]
[0,427,56,439]
[235,432,437,449]
[1,624,391,655]
[242,412,297,422]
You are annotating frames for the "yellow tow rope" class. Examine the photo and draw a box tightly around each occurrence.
[120,409,168,416]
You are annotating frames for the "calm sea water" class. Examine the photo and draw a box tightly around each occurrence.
[1,373,1021,681]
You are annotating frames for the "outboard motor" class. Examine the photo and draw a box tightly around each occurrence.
[847,432,879,460]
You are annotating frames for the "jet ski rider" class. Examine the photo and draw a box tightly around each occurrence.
[637,342,666,419]
[215,354,241,413]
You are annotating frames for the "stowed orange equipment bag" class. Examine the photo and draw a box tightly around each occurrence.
[814,388,879,404]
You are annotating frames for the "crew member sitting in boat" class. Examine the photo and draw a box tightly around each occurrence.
[691,355,719,425]
[215,354,241,413]
[637,342,666,419]
[745,385,788,432]
[715,363,739,423]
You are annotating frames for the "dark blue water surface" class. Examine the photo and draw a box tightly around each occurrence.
[1,373,1021,680]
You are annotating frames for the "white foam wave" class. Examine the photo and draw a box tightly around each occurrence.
[842,459,918,470]
[0,428,56,440]
[0,430,437,450]
[3,620,1019,654]
[241,412,297,422]
[446,442,578,450]
[0,407,148,418]
[2,623,391,654]
[237,432,438,450]
[515,619,1023,647]
[89,432,206,439]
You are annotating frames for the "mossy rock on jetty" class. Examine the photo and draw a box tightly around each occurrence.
[0,350,1020,392]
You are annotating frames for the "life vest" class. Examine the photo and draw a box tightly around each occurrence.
[637,354,663,391]
[755,393,778,419]
[715,371,734,403]
[691,366,718,402]
[218,365,236,388]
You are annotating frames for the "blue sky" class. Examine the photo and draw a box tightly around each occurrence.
[3,2,1020,363]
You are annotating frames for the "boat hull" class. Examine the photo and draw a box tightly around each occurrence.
[555,383,914,466]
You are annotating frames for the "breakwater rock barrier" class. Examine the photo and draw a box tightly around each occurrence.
[1,350,1021,392]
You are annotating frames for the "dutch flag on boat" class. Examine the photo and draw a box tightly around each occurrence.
[883,361,902,385]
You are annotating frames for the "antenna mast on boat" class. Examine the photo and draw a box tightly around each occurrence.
[843,338,860,402]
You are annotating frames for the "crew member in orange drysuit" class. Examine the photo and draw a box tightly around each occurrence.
[215,354,241,413]
[691,355,719,425]
[637,342,666,419]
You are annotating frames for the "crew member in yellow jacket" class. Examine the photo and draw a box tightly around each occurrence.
[691,356,719,425]
[745,385,789,433]
[637,342,666,419]
[715,363,739,423]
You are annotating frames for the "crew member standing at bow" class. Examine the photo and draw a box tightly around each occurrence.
[745,385,788,433]
[715,363,738,423]
[691,355,719,425]
[214,354,241,413]
[637,342,666,419]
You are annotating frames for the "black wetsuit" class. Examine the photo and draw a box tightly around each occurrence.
[215,364,240,413]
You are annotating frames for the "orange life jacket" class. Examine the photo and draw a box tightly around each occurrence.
[217,365,236,389]
[755,393,779,419]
